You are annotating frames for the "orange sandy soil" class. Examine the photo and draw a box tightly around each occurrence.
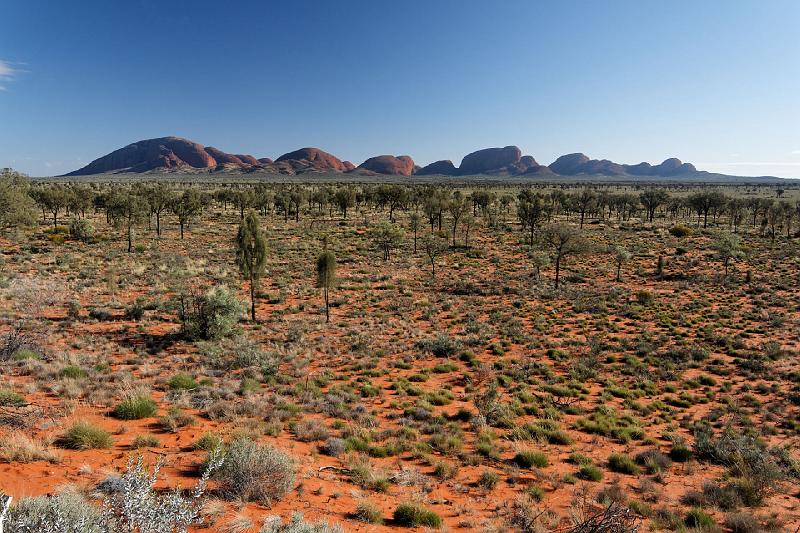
[0,202,798,531]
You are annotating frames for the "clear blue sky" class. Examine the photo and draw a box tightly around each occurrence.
[1,0,798,177]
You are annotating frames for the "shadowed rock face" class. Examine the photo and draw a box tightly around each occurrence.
[458,146,522,175]
[416,160,457,176]
[67,137,218,175]
[204,147,246,166]
[357,155,416,176]
[275,148,348,172]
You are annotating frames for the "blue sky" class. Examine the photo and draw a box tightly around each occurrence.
[1,0,799,177]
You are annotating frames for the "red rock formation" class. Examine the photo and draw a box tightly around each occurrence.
[416,160,457,176]
[276,148,348,172]
[357,155,415,176]
[68,136,217,175]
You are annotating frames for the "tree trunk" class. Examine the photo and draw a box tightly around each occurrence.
[554,255,561,288]
[324,286,330,323]
[250,281,256,322]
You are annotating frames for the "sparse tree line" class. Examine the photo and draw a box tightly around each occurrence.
[0,168,795,313]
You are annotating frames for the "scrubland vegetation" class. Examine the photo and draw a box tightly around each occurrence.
[0,167,799,531]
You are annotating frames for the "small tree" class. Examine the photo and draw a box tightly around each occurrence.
[517,193,548,246]
[541,223,588,289]
[171,190,203,239]
[639,189,668,223]
[236,211,268,322]
[711,232,744,278]
[448,194,467,246]
[461,213,475,248]
[0,169,36,232]
[107,189,148,252]
[316,249,336,323]
[421,232,448,279]
[409,212,420,254]
[333,188,356,219]
[369,221,404,260]
[180,286,244,340]
[530,251,550,280]
[610,244,632,281]
[146,183,175,236]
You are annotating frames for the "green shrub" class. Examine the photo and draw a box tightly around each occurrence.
[62,421,113,449]
[685,508,716,529]
[113,394,157,420]
[669,224,693,237]
[167,373,197,390]
[578,464,604,481]
[608,453,640,475]
[514,449,549,468]
[61,365,87,379]
[354,500,384,524]
[192,432,224,451]
[214,439,295,504]
[0,388,26,407]
[181,286,243,341]
[131,434,160,448]
[526,484,545,502]
[393,503,442,528]
[477,470,500,489]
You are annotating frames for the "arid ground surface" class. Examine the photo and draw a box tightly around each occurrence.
[0,179,799,532]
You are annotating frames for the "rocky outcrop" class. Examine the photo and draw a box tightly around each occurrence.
[458,146,522,175]
[620,158,697,177]
[64,136,709,179]
[68,137,218,175]
[357,155,416,176]
[549,153,627,176]
[275,148,348,172]
[416,160,457,176]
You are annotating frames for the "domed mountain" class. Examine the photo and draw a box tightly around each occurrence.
[275,147,349,172]
[357,155,416,176]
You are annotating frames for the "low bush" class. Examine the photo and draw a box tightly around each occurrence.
[215,439,295,504]
[61,421,113,450]
[513,449,549,468]
[260,513,343,533]
[113,394,157,420]
[608,453,640,475]
[393,502,442,528]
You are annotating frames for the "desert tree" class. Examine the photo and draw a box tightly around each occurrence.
[764,202,786,242]
[171,189,203,239]
[0,169,36,232]
[639,189,668,223]
[230,189,254,219]
[369,221,404,260]
[572,189,597,228]
[529,250,550,280]
[333,187,356,219]
[421,231,448,279]
[688,191,726,228]
[610,244,632,281]
[517,191,548,246]
[107,189,149,252]
[711,232,744,278]
[448,193,468,246]
[726,198,746,232]
[145,183,174,236]
[253,185,274,217]
[541,223,589,288]
[461,213,475,248]
[289,188,305,221]
[316,247,336,323]
[31,185,68,227]
[409,212,420,254]
[66,184,94,219]
[236,210,268,322]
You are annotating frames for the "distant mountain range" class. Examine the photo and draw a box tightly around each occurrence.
[64,136,783,182]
